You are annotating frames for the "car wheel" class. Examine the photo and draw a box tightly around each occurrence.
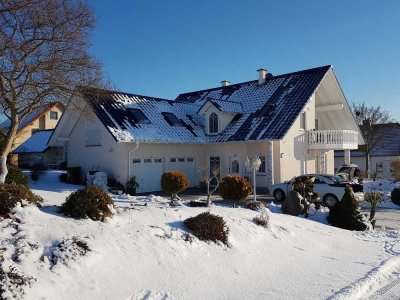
[323,194,338,208]
[273,189,286,202]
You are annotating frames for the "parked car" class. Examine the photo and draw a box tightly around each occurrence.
[271,174,364,207]
[336,164,362,182]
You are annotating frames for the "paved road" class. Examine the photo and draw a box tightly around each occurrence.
[361,207,400,230]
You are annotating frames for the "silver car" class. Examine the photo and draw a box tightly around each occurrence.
[271,174,364,207]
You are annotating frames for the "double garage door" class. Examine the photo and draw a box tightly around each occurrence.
[131,157,196,193]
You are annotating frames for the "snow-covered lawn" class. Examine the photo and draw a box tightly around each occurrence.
[363,179,400,209]
[1,172,400,299]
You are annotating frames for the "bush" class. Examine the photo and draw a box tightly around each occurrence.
[184,211,229,245]
[31,163,45,181]
[126,177,139,196]
[0,184,43,216]
[107,177,125,193]
[5,165,28,186]
[60,186,113,221]
[219,175,252,202]
[253,209,270,227]
[246,201,265,211]
[327,186,370,231]
[161,171,189,196]
[66,167,81,184]
[59,173,68,182]
[391,188,400,206]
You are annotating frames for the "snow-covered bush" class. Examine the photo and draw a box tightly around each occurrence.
[60,186,114,221]
[246,201,265,211]
[184,211,229,245]
[0,184,43,216]
[253,208,270,227]
[161,171,189,199]
[5,165,28,186]
[391,188,400,206]
[327,186,370,231]
[219,175,252,202]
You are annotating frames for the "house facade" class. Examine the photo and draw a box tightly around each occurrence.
[1,102,64,166]
[49,65,362,193]
[335,123,400,178]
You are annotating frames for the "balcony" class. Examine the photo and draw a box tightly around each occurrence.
[308,130,358,150]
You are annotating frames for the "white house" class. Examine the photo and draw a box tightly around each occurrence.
[335,123,400,177]
[48,65,363,193]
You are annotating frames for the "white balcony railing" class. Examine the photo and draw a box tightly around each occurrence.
[308,130,358,150]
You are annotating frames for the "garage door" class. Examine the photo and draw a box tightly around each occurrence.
[130,158,164,193]
[168,157,196,187]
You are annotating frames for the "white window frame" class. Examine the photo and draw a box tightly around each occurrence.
[209,112,219,134]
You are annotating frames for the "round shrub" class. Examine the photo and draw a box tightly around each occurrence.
[60,186,114,221]
[391,188,400,206]
[0,184,43,216]
[161,171,189,195]
[5,165,28,186]
[59,173,68,182]
[184,211,229,245]
[219,175,252,201]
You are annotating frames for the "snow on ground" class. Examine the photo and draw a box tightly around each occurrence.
[1,172,400,299]
[363,179,400,209]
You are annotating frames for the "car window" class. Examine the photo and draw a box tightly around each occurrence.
[314,177,326,184]
[323,175,344,183]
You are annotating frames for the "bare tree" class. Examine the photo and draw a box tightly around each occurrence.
[351,102,396,174]
[0,0,104,183]
[199,166,221,207]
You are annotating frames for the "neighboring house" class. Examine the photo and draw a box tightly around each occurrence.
[335,123,400,178]
[48,65,362,193]
[11,130,64,169]
[1,102,64,151]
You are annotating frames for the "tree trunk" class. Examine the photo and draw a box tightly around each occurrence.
[370,206,376,221]
[366,154,370,178]
[206,181,211,207]
[0,156,7,184]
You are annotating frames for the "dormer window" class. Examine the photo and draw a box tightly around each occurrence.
[209,112,218,134]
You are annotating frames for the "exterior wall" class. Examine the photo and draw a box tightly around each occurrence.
[67,113,129,184]
[278,95,319,182]
[12,105,64,151]
[202,105,235,134]
[334,155,397,178]
[204,141,271,188]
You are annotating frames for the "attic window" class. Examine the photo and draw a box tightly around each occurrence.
[127,108,151,124]
[162,112,183,126]
[209,112,218,134]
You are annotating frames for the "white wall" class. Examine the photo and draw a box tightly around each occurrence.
[334,155,397,178]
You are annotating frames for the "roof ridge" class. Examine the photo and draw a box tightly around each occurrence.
[80,87,173,102]
[175,65,332,99]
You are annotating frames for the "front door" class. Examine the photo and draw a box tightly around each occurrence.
[229,156,241,175]
[209,156,220,185]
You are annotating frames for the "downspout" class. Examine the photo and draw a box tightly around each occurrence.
[267,141,274,192]
[128,141,140,180]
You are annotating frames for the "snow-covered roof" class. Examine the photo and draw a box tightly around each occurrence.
[335,123,400,157]
[83,65,331,144]
[197,98,243,114]
[13,130,53,153]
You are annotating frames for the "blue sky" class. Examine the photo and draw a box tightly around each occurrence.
[87,0,400,120]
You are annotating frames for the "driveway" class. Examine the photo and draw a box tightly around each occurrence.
[361,206,400,230]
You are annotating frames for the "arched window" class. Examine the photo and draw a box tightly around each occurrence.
[209,113,218,133]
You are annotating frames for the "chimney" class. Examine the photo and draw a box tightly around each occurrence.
[257,68,268,85]
[221,80,231,87]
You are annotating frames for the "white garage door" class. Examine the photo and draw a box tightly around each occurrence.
[130,158,164,193]
[168,157,196,187]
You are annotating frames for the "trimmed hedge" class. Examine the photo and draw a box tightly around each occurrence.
[219,175,252,202]
[5,165,28,186]
[60,186,113,221]
[184,211,229,245]
[161,171,189,195]
[0,184,43,216]
[391,188,400,206]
